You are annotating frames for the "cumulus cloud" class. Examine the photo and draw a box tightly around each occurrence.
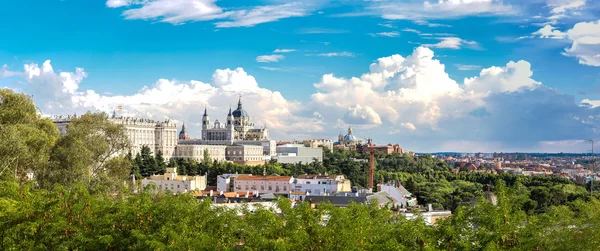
[423,37,479,50]
[343,104,383,126]
[464,61,541,93]
[107,0,314,27]
[308,46,600,152]
[3,60,323,140]
[401,122,416,131]
[256,55,284,63]
[535,20,600,66]
[533,25,567,39]
[3,46,600,152]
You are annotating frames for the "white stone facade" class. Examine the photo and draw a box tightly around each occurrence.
[51,114,178,159]
[175,144,227,162]
[292,174,352,195]
[234,175,294,194]
[141,167,207,194]
[217,173,240,192]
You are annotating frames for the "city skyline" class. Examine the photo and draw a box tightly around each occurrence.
[1,0,600,153]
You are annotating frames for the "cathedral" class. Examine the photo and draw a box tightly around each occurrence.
[197,95,269,143]
[176,96,275,165]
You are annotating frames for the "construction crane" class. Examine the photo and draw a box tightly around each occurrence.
[368,145,375,191]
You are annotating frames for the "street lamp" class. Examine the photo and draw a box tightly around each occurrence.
[589,139,594,194]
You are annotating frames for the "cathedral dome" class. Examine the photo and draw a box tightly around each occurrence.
[344,134,359,142]
[232,96,249,118]
[179,123,190,140]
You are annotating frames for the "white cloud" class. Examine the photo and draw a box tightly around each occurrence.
[401,122,416,131]
[259,66,283,71]
[296,28,349,34]
[215,2,310,28]
[423,37,479,50]
[535,20,600,66]
[5,60,324,139]
[532,25,567,39]
[256,54,284,63]
[343,104,383,126]
[548,0,587,15]
[107,0,314,27]
[455,64,482,71]
[273,49,296,53]
[402,28,420,34]
[378,23,395,28]
[464,61,541,93]
[106,0,132,8]
[4,46,600,152]
[371,0,514,21]
[1,64,19,77]
[563,20,600,66]
[368,31,400,37]
[581,99,600,108]
[307,46,600,151]
[413,20,452,27]
[315,52,355,57]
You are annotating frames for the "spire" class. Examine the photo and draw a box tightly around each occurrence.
[348,125,353,135]
[237,94,243,109]
[182,122,186,131]
[112,110,116,119]
[203,105,207,116]
[228,104,232,116]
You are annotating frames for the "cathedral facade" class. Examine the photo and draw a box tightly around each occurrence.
[176,96,276,165]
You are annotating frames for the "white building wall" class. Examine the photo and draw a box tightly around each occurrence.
[234,177,293,194]
[217,174,241,192]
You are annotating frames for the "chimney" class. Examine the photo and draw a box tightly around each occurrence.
[428,204,433,212]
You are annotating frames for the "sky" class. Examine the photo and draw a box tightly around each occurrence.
[1,0,600,153]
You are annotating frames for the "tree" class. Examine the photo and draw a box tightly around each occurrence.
[0,89,59,181]
[155,150,167,175]
[39,112,131,191]
[203,148,212,167]
[139,145,157,177]
[129,152,141,180]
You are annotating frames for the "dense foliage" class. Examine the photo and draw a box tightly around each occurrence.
[1,180,599,250]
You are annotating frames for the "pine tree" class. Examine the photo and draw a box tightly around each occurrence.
[139,146,157,177]
[155,150,167,175]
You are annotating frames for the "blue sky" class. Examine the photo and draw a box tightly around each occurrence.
[1,0,600,152]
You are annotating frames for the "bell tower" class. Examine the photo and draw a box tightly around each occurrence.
[202,106,210,140]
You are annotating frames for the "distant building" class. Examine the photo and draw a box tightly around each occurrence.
[360,139,405,155]
[376,182,417,208]
[274,144,323,164]
[303,139,334,152]
[292,174,352,195]
[334,126,363,150]
[141,167,207,194]
[217,173,242,192]
[52,113,178,158]
[234,175,294,195]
